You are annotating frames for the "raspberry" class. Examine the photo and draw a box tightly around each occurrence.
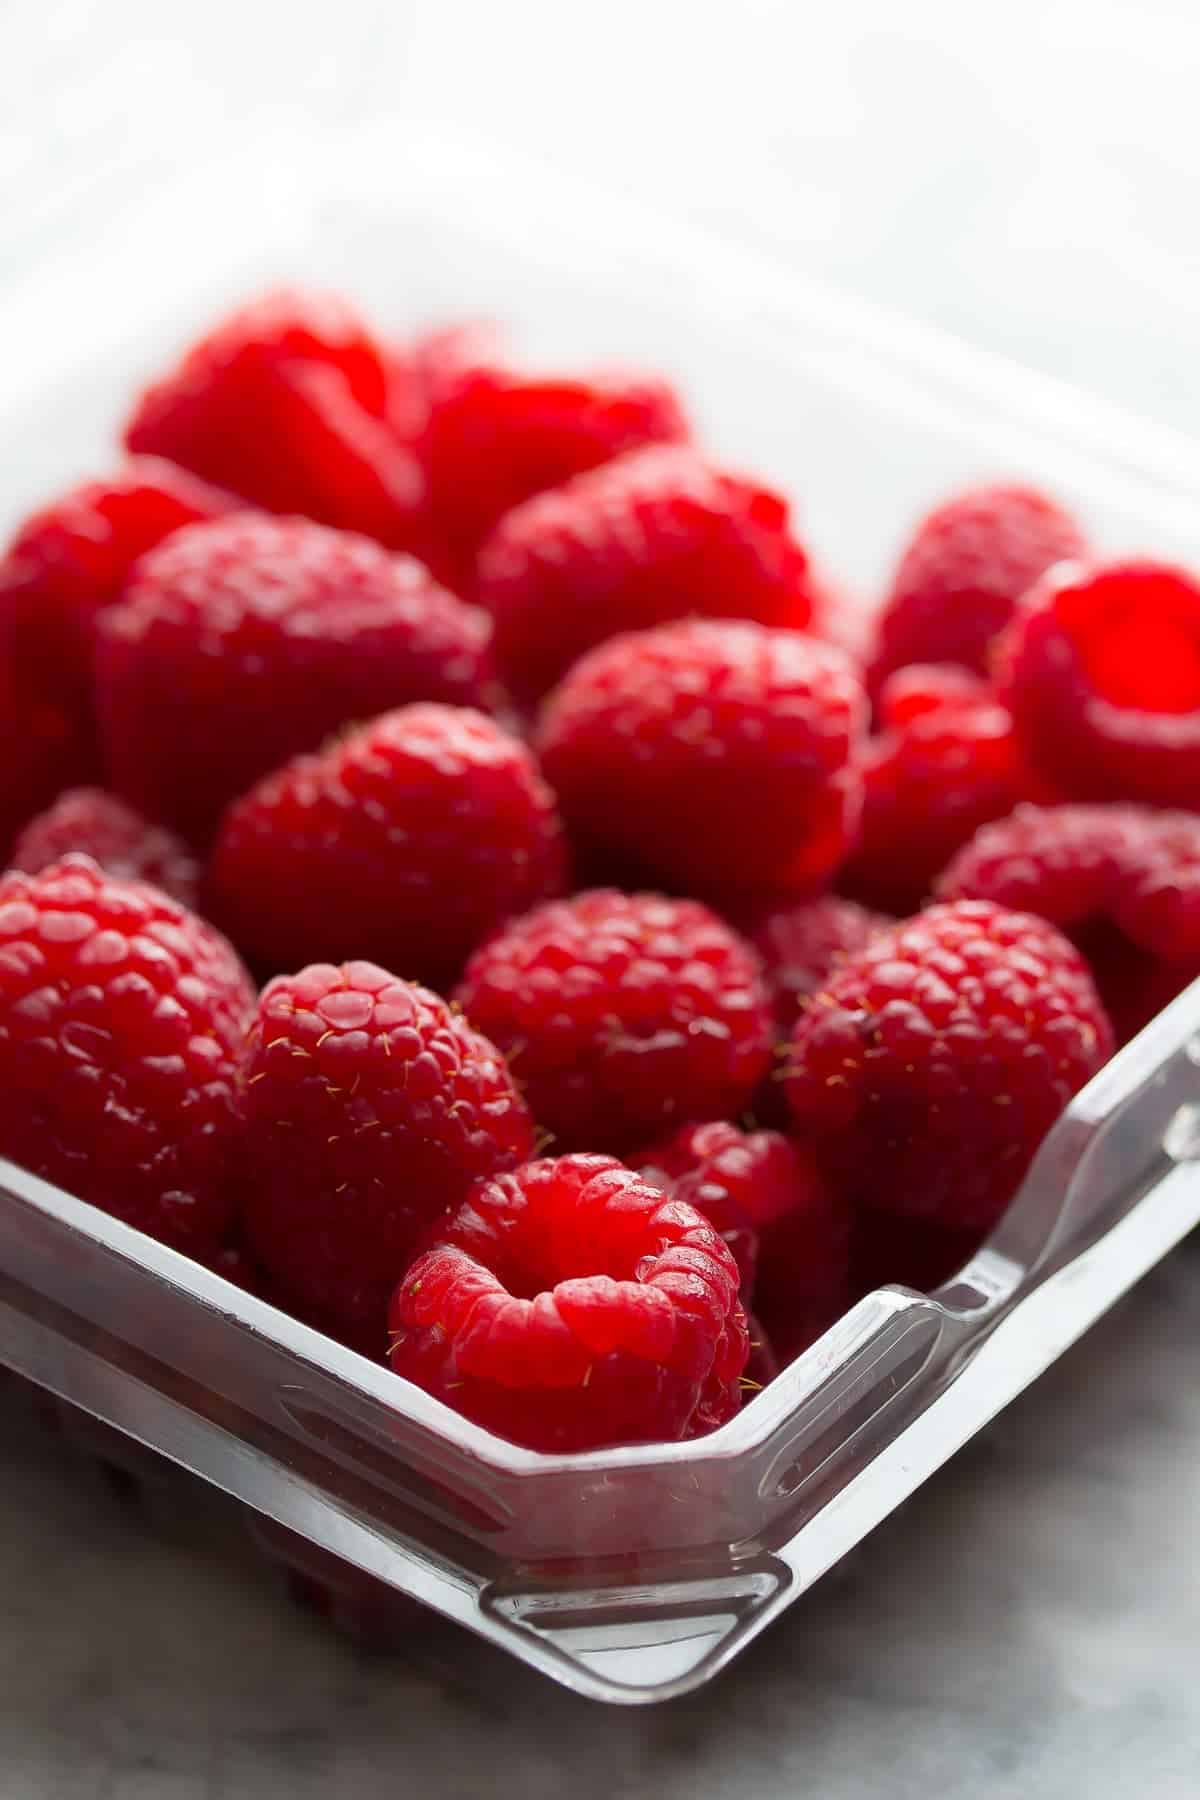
[867,483,1085,700]
[477,446,816,702]
[211,704,566,986]
[999,559,1200,807]
[0,857,254,1253]
[0,457,236,806]
[839,665,1045,914]
[418,338,689,581]
[937,803,1200,1042]
[11,788,199,909]
[124,290,425,547]
[537,620,865,901]
[633,1120,849,1329]
[455,890,772,1151]
[95,513,498,844]
[747,895,892,1036]
[785,900,1113,1233]
[388,1154,747,1452]
[634,1122,762,1294]
[240,961,534,1341]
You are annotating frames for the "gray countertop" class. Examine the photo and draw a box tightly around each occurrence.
[5,3,1200,1792]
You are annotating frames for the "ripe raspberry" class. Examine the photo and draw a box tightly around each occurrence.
[634,1123,762,1294]
[240,961,534,1341]
[0,857,254,1253]
[537,620,866,901]
[938,803,1200,1042]
[211,705,566,986]
[785,900,1113,1233]
[418,337,689,580]
[747,895,892,1036]
[11,788,198,908]
[477,446,816,702]
[633,1120,849,1328]
[867,483,1085,700]
[124,290,425,547]
[456,890,772,1151]
[1000,559,1200,807]
[0,457,236,807]
[388,1154,748,1452]
[839,665,1046,914]
[95,513,498,843]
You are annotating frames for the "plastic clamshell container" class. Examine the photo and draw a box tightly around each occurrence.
[3,122,1200,1706]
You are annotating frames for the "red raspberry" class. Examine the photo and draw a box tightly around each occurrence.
[418,335,689,581]
[456,890,772,1152]
[11,788,199,909]
[537,620,865,901]
[124,290,425,547]
[867,483,1085,700]
[0,457,236,808]
[999,559,1200,807]
[747,895,893,1036]
[477,446,816,703]
[634,1123,762,1294]
[937,802,1200,1043]
[785,900,1113,1233]
[839,665,1046,914]
[388,1154,747,1452]
[240,961,534,1341]
[633,1120,849,1329]
[211,704,566,986]
[0,857,254,1253]
[95,513,498,844]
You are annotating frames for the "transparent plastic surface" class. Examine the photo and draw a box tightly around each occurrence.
[2,122,1200,1704]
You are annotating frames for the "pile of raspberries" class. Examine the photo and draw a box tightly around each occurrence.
[2,288,1196,1455]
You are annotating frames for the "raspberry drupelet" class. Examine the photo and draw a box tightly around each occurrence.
[124,288,426,547]
[537,618,866,903]
[95,513,499,845]
[210,703,567,987]
[938,803,1200,1043]
[455,890,773,1152]
[11,788,199,909]
[388,1154,748,1452]
[785,900,1113,1234]
[839,665,1046,915]
[0,857,255,1254]
[867,482,1086,701]
[477,445,816,703]
[999,558,1200,808]
[240,961,534,1345]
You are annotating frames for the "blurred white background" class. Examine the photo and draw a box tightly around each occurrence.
[4,0,1199,434]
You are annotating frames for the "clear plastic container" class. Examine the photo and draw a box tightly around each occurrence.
[3,121,1200,1706]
